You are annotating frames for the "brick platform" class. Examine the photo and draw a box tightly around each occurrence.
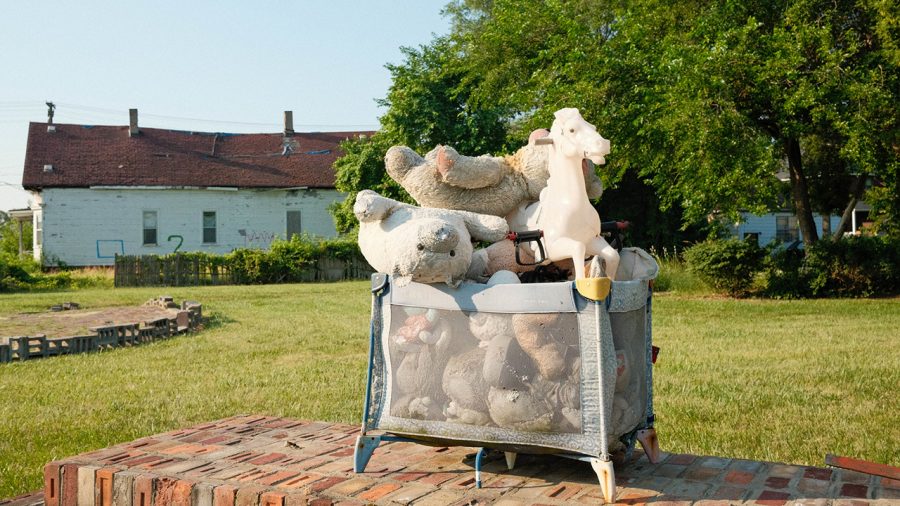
[18,415,898,506]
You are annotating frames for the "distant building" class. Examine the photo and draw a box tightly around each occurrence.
[729,205,872,246]
[21,110,371,266]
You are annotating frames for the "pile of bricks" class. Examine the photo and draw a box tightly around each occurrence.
[0,299,202,364]
[17,415,897,505]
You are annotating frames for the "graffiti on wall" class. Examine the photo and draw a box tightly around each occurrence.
[96,240,125,258]
[167,235,184,253]
[238,229,277,247]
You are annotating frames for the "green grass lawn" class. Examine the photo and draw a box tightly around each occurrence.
[1,283,898,497]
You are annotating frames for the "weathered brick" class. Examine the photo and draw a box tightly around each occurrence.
[417,472,457,486]
[212,486,236,506]
[410,488,465,505]
[278,473,323,490]
[883,477,900,490]
[666,454,696,466]
[259,492,286,506]
[706,485,747,501]
[796,477,832,496]
[764,476,790,489]
[77,466,99,506]
[723,470,755,485]
[380,484,433,504]
[323,477,374,497]
[543,483,583,501]
[153,477,178,506]
[95,468,118,506]
[191,484,215,506]
[171,480,193,506]
[133,475,155,506]
[111,470,136,506]
[247,453,288,466]
[684,465,722,481]
[307,477,347,494]
[235,486,266,506]
[44,461,63,506]
[257,470,303,487]
[355,483,400,502]
[283,493,309,506]
[755,489,792,506]
[839,483,869,498]
[803,467,834,481]
[391,471,428,482]
[766,464,800,479]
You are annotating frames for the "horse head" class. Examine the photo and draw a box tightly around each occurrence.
[547,108,611,166]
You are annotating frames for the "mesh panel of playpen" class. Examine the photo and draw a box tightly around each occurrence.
[385,307,584,434]
[364,248,658,456]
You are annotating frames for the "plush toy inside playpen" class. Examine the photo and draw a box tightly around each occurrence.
[354,248,662,502]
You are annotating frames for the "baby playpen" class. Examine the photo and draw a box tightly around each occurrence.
[354,248,661,502]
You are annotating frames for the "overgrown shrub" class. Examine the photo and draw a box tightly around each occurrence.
[766,236,900,298]
[219,235,367,284]
[0,254,78,292]
[683,238,766,296]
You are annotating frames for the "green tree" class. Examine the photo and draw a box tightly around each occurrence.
[446,0,898,245]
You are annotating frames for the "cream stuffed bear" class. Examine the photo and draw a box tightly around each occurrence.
[354,190,509,287]
[441,271,521,426]
[391,308,473,420]
[384,130,604,219]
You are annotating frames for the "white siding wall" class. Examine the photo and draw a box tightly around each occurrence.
[37,187,344,266]
[734,212,841,244]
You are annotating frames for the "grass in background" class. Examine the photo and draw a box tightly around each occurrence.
[1,283,898,497]
[650,247,711,295]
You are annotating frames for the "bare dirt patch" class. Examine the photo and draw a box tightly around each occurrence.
[0,305,179,343]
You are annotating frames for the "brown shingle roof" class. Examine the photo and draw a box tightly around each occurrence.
[22,122,373,190]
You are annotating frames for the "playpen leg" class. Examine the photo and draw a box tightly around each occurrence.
[636,428,661,464]
[353,435,382,473]
[590,458,616,504]
[504,452,517,471]
[475,448,487,488]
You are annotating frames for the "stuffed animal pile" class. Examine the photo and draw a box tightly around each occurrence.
[357,111,644,437]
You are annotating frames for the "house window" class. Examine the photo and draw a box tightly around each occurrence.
[743,232,760,245]
[203,211,217,244]
[776,215,799,243]
[143,211,158,245]
[286,210,302,239]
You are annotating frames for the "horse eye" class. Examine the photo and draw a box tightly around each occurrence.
[449,250,455,257]
[569,128,575,133]
[417,244,424,251]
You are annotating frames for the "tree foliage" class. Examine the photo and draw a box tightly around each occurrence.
[332,0,897,245]
[444,0,898,244]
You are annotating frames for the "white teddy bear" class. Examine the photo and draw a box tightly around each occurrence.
[354,190,509,287]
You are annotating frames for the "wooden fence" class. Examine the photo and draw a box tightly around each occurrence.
[114,253,374,287]
[114,255,232,287]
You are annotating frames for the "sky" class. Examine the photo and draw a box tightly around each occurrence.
[0,1,451,212]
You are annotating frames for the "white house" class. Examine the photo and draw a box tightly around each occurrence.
[729,205,872,246]
[21,110,371,266]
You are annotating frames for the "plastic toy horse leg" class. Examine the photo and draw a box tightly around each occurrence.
[504,452,517,470]
[590,458,616,503]
[586,236,619,280]
[636,428,662,464]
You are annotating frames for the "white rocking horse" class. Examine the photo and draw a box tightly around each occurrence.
[517,108,619,280]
